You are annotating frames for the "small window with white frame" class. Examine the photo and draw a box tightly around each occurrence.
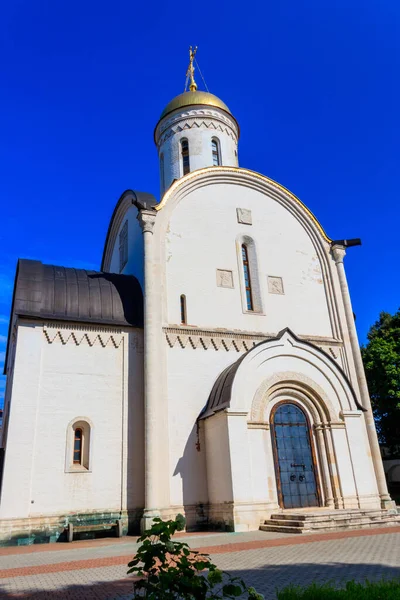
[119,220,128,272]
[66,418,92,472]
[211,138,221,166]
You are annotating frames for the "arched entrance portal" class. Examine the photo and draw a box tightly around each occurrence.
[271,403,321,509]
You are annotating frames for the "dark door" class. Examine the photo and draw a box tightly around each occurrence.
[272,403,319,509]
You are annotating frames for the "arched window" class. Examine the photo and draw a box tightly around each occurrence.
[180,294,187,324]
[73,428,83,464]
[211,138,221,166]
[66,419,92,472]
[181,139,190,175]
[241,244,253,311]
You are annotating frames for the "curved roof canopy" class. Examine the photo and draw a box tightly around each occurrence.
[199,328,364,419]
[11,259,143,328]
[159,90,232,121]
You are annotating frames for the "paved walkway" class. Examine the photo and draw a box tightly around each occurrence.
[0,526,399,599]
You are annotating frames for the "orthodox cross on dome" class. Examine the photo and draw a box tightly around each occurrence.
[185,45,198,92]
[184,46,210,93]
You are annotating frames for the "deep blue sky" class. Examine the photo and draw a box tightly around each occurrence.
[1,1,399,406]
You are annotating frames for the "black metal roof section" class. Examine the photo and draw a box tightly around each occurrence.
[12,259,143,328]
[199,355,247,420]
[199,328,365,420]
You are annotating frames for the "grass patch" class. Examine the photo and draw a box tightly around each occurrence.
[277,579,400,599]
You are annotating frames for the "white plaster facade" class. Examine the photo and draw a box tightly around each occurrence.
[0,87,394,543]
[0,322,143,532]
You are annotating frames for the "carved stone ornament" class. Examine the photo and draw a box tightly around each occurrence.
[331,245,346,264]
[216,269,234,288]
[267,276,284,295]
[137,209,157,234]
[43,325,124,348]
[236,208,252,225]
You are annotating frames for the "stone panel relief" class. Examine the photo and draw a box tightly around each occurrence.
[267,276,284,295]
[236,208,252,225]
[216,269,234,288]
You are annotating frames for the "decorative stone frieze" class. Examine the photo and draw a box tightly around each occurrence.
[164,326,343,356]
[165,327,264,352]
[43,325,124,348]
[156,108,239,148]
[158,118,237,147]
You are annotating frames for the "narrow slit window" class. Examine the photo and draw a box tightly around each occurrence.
[181,139,190,175]
[180,294,187,324]
[119,220,128,272]
[160,153,165,190]
[241,244,253,311]
[73,428,83,464]
[211,138,221,166]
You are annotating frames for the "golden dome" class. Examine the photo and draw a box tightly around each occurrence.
[159,91,232,120]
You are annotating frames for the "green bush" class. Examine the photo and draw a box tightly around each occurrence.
[127,514,264,599]
[277,579,400,599]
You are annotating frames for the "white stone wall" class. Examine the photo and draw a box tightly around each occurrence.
[0,320,144,519]
[167,344,234,510]
[155,107,239,196]
[164,181,333,338]
[151,170,381,529]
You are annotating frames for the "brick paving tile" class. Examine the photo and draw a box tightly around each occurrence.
[0,525,399,582]
[0,532,398,599]
[0,531,284,570]
[0,531,220,557]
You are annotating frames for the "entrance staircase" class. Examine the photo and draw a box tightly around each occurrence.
[260,509,400,534]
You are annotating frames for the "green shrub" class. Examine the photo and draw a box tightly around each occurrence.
[127,514,264,599]
[277,579,400,599]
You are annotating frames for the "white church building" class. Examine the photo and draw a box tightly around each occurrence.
[0,58,397,544]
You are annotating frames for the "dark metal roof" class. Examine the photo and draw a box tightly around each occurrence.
[12,259,143,328]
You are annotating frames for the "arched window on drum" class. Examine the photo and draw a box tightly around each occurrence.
[181,139,190,175]
[211,138,221,166]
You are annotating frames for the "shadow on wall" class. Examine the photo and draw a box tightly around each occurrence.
[1,561,399,599]
[126,332,145,533]
[173,422,208,529]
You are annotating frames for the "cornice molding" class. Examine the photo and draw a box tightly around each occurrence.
[163,326,342,355]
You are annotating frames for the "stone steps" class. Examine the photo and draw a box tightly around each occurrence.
[260,509,400,534]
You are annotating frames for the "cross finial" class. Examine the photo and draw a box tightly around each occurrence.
[186,46,198,92]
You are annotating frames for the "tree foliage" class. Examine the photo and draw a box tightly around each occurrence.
[127,514,264,599]
[361,309,400,454]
